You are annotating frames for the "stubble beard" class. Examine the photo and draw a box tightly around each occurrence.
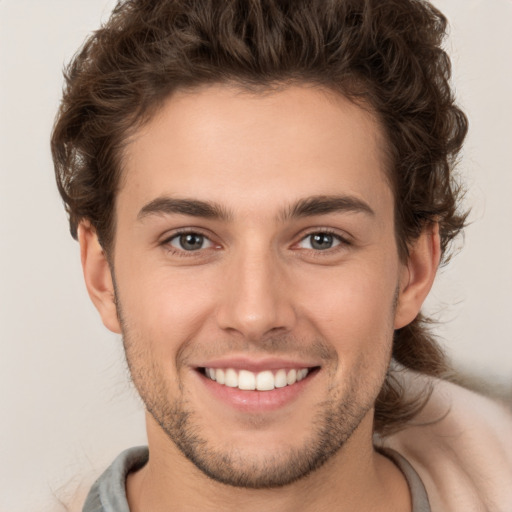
[121,327,390,489]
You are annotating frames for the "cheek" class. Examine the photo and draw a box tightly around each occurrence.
[116,265,217,351]
[296,259,399,353]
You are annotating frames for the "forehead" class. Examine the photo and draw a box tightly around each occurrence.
[119,84,392,221]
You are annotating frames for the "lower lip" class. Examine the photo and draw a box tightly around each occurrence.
[196,369,319,413]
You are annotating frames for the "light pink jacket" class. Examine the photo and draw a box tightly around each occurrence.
[379,375,512,512]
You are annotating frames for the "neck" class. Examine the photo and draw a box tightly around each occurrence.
[126,413,411,512]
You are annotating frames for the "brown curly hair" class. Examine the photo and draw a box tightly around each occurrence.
[51,0,468,434]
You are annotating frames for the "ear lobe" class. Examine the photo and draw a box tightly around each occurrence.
[78,222,121,334]
[394,223,441,330]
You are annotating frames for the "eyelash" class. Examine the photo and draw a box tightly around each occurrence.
[161,229,218,257]
[294,229,351,254]
[160,228,351,258]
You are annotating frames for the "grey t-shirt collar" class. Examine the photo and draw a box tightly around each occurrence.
[82,446,148,512]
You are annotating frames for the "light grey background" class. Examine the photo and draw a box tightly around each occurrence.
[0,1,511,510]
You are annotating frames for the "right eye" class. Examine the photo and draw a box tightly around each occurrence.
[167,232,214,252]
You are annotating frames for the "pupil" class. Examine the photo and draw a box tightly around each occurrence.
[180,233,203,250]
[311,233,333,250]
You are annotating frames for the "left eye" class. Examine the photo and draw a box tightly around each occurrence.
[297,232,341,251]
[168,233,214,251]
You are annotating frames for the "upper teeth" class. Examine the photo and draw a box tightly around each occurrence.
[204,368,309,391]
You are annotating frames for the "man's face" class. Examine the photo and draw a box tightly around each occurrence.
[103,84,409,487]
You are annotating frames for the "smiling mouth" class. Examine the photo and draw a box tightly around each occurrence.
[199,367,319,391]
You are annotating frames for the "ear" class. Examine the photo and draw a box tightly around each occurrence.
[394,223,441,329]
[78,222,122,334]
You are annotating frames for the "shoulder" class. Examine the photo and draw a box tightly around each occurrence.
[379,372,512,512]
[60,447,149,512]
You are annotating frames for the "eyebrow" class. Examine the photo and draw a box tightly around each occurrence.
[137,194,374,223]
[281,195,375,221]
[137,197,232,221]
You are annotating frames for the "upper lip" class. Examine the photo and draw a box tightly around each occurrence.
[195,356,320,373]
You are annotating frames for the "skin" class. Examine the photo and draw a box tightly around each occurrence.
[79,84,440,512]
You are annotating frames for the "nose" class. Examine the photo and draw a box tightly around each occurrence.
[215,245,297,340]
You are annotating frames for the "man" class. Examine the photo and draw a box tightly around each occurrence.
[51,0,512,510]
